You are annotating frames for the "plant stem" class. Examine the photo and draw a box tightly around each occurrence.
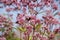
[28,34,29,40]
[33,27,35,40]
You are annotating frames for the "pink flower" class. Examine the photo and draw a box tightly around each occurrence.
[46,10,51,15]
[0,37,6,40]
[29,3,34,9]
[17,18,25,25]
[40,37,48,40]
[36,19,41,24]
[52,19,59,24]
[0,15,7,23]
[30,19,36,25]
[41,0,54,5]
[36,33,41,38]
[54,27,60,33]
[29,15,36,20]
[26,25,32,34]
[37,3,43,7]
[58,12,60,16]
[52,3,58,10]
[49,33,55,39]
[17,5,21,10]
[32,0,37,2]
[42,15,59,24]
[43,26,48,30]
[22,7,26,12]
[16,13,25,25]
[6,7,13,12]
[17,13,24,18]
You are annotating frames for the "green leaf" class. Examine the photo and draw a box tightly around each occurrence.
[35,24,41,31]
[29,36,32,40]
[55,34,60,39]
[6,31,14,40]
[1,28,5,32]
[15,38,21,40]
[18,27,26,32]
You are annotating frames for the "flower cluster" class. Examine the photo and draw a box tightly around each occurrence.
[0,0,60,40]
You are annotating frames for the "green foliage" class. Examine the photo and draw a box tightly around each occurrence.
[29,36,32,40]
[0,28,5,32]
[6,31,20,40]
[55,34,60,40]
[17,27,26,32]
[35,24,41,31]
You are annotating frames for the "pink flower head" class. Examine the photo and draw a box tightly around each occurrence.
[49,33,55,39]
[32,0,37,2]
[52,19,59,24]
[42,15,59,24]
[37,3,43,7]
[0,15,7,23]
[0,37,6,40]
[52,3,58,10]
[58,12,60,16]
[46,10,51,15]
[36,19,41,24]
[30,19,36,25]
[40,37,48,40]
[17,18,25,25]
[54,27,60,33]
[36,33,41,38]
[26,25,32,33]
[16,13,26,25]
[29,3,34,9]
[41,0,53,5]
[43,26,48,30]
[17,13,24,18]
[23,7,26,12]
[6,7,13,12]
[26,25,32,29]
[30,15,36,20]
